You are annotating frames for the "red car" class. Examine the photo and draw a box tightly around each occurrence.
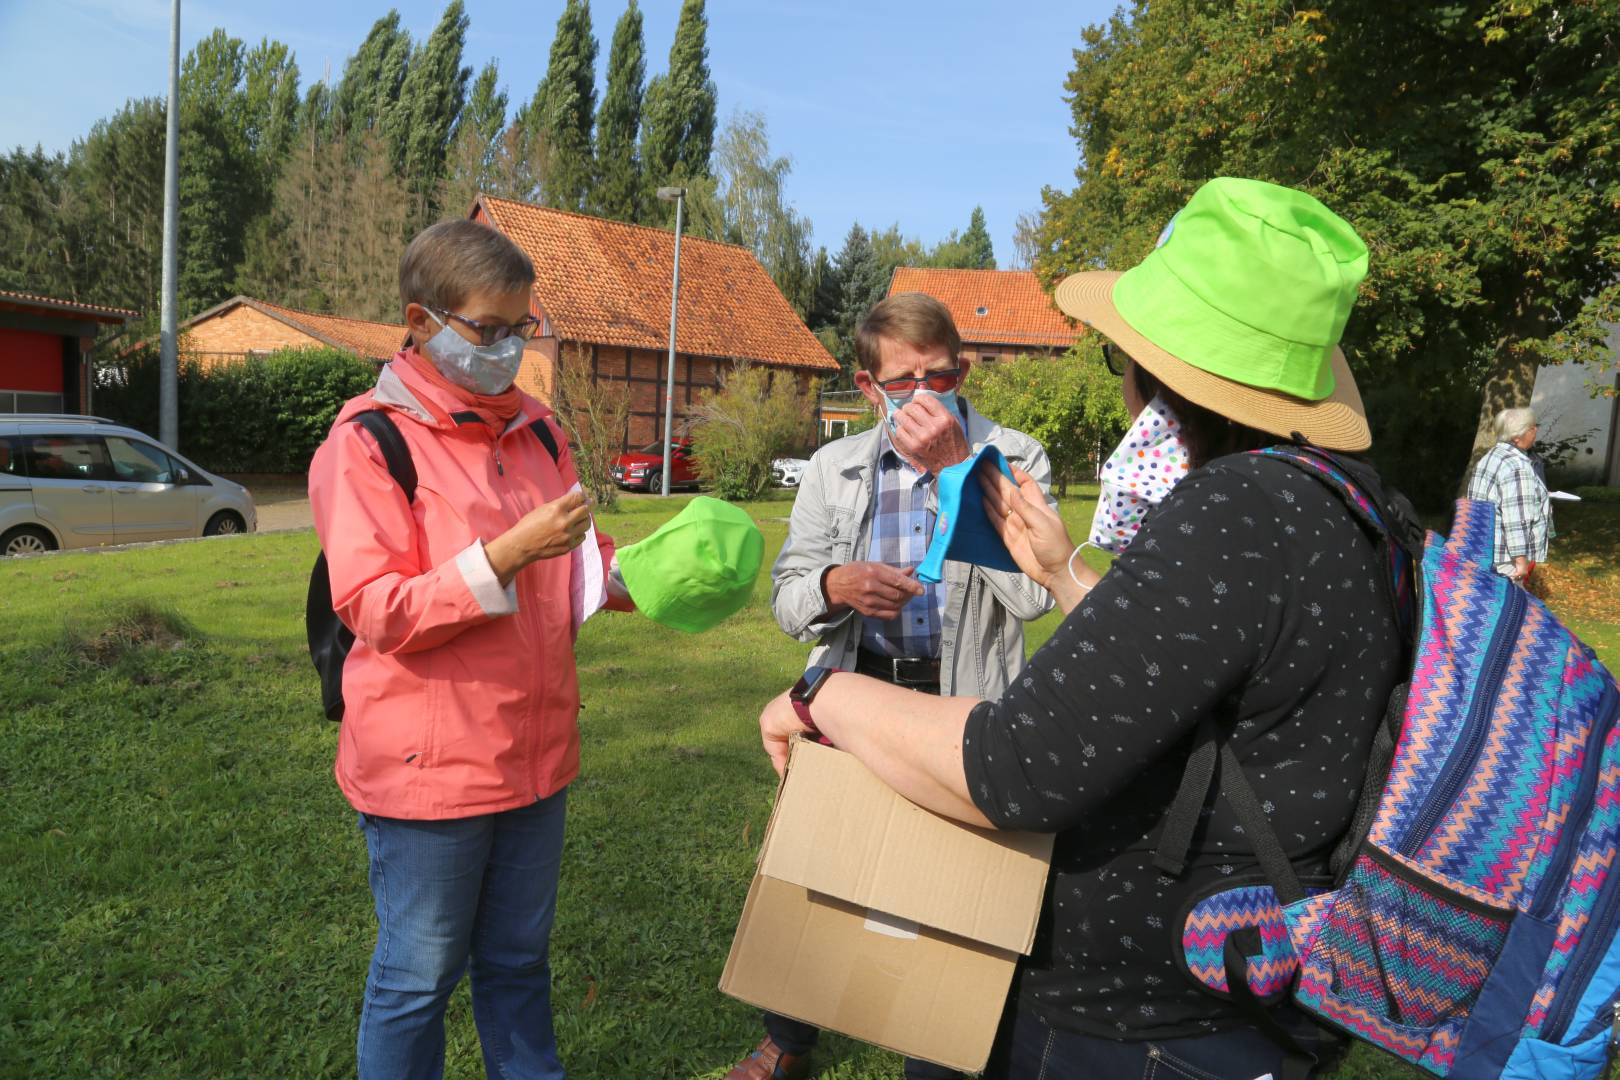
[610,437,701,491]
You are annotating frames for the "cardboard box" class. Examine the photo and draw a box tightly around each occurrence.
[719,737,1053,1072]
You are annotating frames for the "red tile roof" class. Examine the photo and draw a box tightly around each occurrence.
[0,289,140,323]
[251,299,408,360]
[887,268,1081,350]
[477,195,838,372]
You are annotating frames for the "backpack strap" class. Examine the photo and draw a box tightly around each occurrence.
[527,415,561,463]
[352,409,416,503]
[1153,446,1417,893]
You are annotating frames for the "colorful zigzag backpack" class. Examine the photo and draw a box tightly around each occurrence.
[1157,445,1620,1079]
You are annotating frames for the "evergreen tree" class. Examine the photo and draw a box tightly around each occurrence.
[641,0,717,217]
[961,206,996,269]
[333,12,411,139]
[831,223,885,379]
[592,1,646,222]
[387,0,471,222]
[533,0,598,210]
[805,246,839,332]
[441,60,508,215]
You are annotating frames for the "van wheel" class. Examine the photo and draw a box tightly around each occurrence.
[2,525,57,556]
[204,511,245,536]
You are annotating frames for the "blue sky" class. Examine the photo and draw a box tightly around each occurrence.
[0,0,1118,263]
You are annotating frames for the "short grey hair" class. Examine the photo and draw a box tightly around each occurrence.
[398,219,535,315]
[1495,407,1537,443]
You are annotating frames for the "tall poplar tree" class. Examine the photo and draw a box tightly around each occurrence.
[387,0,471,222]
[333,12,411,139]
[533,0,598,211]
[641,0,717,215]
[592,1,646,222]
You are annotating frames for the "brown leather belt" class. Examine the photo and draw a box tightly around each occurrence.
[855,648,941,691]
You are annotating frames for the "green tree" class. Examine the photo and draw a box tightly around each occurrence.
[1036,0,1620,507]
[333,12,411,140]
[387,0,471,221]
[690,365,815,500]
[805,246,839,332]
[966,343,1127,495]
[692,111,814,316]
[441,61,509,215]
[830,223,884,380]
[960,206,995,269]
[533,0,598,210]
[641,0,717,217]
[592,0,646,222]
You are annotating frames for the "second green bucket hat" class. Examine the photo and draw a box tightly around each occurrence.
[617,496,764,633]
[1054,177,1373,451]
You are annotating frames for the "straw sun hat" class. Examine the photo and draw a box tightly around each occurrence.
[1053,177,1373,452]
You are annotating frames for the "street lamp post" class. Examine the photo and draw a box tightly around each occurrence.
[656,185,686,497]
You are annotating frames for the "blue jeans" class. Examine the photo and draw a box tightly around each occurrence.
[356,789,568,1080]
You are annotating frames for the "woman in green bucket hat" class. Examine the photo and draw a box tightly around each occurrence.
[756,178,1405,1078]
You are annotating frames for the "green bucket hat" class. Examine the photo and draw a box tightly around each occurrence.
[617,496,764,633]
[1054,177,1373,451]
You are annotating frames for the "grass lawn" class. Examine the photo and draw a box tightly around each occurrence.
[3,485,1617,1078]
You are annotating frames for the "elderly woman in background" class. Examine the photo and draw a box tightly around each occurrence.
[1466,406,1550,585]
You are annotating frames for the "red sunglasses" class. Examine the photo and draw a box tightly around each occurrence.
[875,369,963,395]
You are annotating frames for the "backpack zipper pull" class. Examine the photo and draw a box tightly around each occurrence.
[495,445,504,476]
[1610,1000,1620,1051]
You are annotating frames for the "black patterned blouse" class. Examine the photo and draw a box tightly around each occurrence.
[963,451,1402,1039]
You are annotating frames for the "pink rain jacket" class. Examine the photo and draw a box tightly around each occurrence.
[309,353,626,819]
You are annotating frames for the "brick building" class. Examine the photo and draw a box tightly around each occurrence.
[0,290,139,414]
[165,296,408,366]
[887,267,1081,363]
[472,195,839,448]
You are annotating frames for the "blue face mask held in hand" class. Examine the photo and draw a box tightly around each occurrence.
[883,388,963,433]
[914,444,1022,584]
[420,314,526,395]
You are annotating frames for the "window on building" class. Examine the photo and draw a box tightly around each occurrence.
[0,390,65,414]
[824,418,849,438]
[16,392,64,413]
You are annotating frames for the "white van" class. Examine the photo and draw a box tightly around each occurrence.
[0,415,257,555]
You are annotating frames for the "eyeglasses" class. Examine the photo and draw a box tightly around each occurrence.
[432,307,541,346]
[1101,342,1129,377]
[875,369,963,395]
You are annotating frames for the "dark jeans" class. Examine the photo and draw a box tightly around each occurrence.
[764,1013,963,1080]
[982,1004,1334,1080]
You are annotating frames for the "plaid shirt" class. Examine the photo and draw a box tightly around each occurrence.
[860,435,946,658]
[1467,442,1550,569]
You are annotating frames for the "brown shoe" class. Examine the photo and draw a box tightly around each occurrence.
[723,1035,810,1080]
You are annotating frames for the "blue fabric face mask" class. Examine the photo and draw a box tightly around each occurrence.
[884,388,962,432]
[420,314,525,395]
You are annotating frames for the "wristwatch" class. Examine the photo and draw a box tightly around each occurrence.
[789,665,839,745]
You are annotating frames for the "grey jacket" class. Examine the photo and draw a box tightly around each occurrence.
[770,400,1056,698]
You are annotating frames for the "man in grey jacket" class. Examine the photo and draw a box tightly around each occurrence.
[725,292,1055,1080]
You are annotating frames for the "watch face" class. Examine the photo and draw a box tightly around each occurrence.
[791,665,836,703]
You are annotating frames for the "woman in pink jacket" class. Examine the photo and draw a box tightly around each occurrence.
[309,220,630,1080]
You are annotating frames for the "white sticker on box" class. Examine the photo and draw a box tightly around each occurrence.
[863,909,920,940]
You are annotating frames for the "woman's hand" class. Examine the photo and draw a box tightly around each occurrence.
[485,490,592,586]
[759,690,811,778]
[979,462,1097,614]
[978,463,1073,589]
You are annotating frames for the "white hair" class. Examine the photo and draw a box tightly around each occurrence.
[1495,407,1537,443]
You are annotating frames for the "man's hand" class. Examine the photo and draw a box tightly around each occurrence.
[824,561,926,620]
[889,393,971,476]
[485,490,592,586]
[759,690,809,777]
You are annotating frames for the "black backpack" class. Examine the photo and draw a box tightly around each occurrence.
[305,409,561,721]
